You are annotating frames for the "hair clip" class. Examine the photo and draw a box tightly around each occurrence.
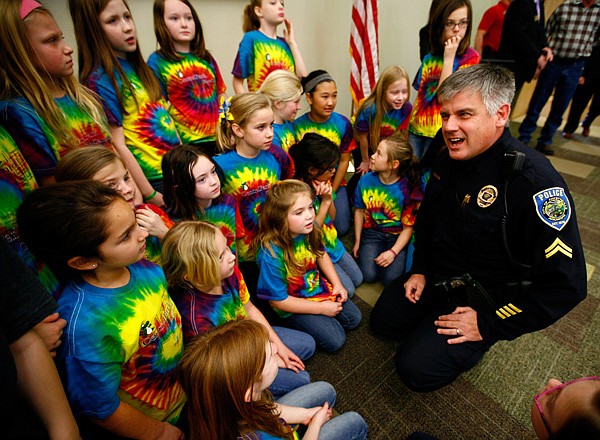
[218,96,234,124]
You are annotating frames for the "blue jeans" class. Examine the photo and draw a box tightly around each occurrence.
[358,228,407,286]
[333,186,350,237]
[269,326,316,398]
[275,382,368,440]
[518,59,585,146]
[408,132,434,160]
[333,251,363,298]
[284,300,362,352]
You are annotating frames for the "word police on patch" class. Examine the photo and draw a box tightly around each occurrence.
[533,187,571,231]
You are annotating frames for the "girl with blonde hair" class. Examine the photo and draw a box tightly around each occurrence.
[0,0,112,186]
[161,220,315,397]
[256,180,362,352]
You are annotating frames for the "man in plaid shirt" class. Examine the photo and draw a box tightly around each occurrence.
[518,0,600,155]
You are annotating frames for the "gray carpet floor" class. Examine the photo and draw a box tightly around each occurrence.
[306,121,600,440]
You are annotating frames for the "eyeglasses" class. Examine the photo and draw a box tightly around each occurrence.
[533,376,600,436]
[444,19,470,30]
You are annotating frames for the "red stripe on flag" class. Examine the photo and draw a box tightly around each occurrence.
[349,0,379,110]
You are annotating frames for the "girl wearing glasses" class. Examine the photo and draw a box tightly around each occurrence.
[408,0,479,159]
[531,375,600,439]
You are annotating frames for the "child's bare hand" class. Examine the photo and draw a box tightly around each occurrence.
[308,402,333,429]
[312,180,332,200]
[277,344,305,373]
[33,312,67,356]
[356,160,371,175]
[135,207,169,240]
[332,284,348,302]
[374,249,396,267]
[443,35,461,56]
[155,422,184,440]
[320,301,343,317]
[283,18,296,45]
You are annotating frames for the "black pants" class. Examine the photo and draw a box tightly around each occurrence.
[370,274,491,392]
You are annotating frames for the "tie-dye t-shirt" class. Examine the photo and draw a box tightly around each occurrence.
[257,235,336,318]
[251,425,300,440]
[313,195,345,264]
[147,52,226,144]
[354,172,417,234]
[169,265,250,342]
[214,150,280,262]
[355,102,413,143]
[269,143,294,180]
[58,259,185,422]
[197,193,245,255]
[0,96,111,179]
[273,121,297,153]
[232,30,296,92]
[0,126,60,297]
[409,48,480,138]
[292,112,357,185]
[87,58,181,182]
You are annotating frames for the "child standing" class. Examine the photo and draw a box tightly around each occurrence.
[0,0,113,186]
[149,0,226,155]
[17,181,185,439]
[353,134,420,286]
[162,220,316,397]
[259,69,304,178]
[214,93,280,294]
[55,147,174,264]
[353,66,412,175]
[162,144,245,255]
[408,0,479,159]
[256,180,362,352]
[232,0,307,93]
[180,319,368,440]
[293,70,357,237]
[69,0,181,203]
[290,133,363,298]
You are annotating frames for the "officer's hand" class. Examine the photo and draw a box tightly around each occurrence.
[435,306,483,344]
[404,274,426,303]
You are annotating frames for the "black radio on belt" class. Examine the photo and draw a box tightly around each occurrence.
[434,274,496,311]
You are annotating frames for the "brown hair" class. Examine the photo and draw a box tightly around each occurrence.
[55,146,125,182]
[180,320,294,440]
[430,0,472,57]
[256,180,323,277]
[381,133,420,184]
[69,0,163,109]
[242,0,262,32]
[153,0,210,61]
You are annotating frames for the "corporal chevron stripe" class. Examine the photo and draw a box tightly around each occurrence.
[349,0,379,108]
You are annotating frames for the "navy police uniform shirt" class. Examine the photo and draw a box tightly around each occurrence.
[411,128,586,343]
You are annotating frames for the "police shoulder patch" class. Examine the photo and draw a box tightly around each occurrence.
[533,187,571,231]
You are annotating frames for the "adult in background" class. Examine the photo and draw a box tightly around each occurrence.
[518,0,600,155]
[370,64,587,392]
[498,0,553,102]
[475,0,513,62]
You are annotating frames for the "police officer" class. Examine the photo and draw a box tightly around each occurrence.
[370,64,587,392]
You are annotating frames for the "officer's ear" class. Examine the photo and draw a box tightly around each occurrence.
[495,103,510,128]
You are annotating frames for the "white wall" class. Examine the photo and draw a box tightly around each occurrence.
[46,0,496,119]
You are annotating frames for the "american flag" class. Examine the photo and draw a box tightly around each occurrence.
[349,0,379,110]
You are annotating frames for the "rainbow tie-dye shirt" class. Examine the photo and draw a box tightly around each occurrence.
[257,235,336,318]
[355,102,413,144]
[87,58,181,182]
[148,52,226,144]
[0,96,111,180]
[197,193,245,255]
[58,260,185,422]
[0,126,60,297]
[169,265,250,343]
[214,150,280,262]
[409,48,480,138]
[273,121,297,153]
[253,425,301,440]
[232,30,295,92]
[313,195,345,264]
[354,172,417,234]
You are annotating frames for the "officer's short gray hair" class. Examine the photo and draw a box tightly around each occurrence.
[437,64,515,116]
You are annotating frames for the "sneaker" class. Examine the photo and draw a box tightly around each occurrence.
[583,127,590,137]
[562,131,573,139]
[536,143,554,155]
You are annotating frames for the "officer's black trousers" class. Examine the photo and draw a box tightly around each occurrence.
[370,274,492,392]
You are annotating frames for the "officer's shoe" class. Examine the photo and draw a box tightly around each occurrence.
[562,131,573,139]
[535,142,554,156]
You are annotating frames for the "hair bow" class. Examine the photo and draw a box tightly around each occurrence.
[218,96,234,124]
